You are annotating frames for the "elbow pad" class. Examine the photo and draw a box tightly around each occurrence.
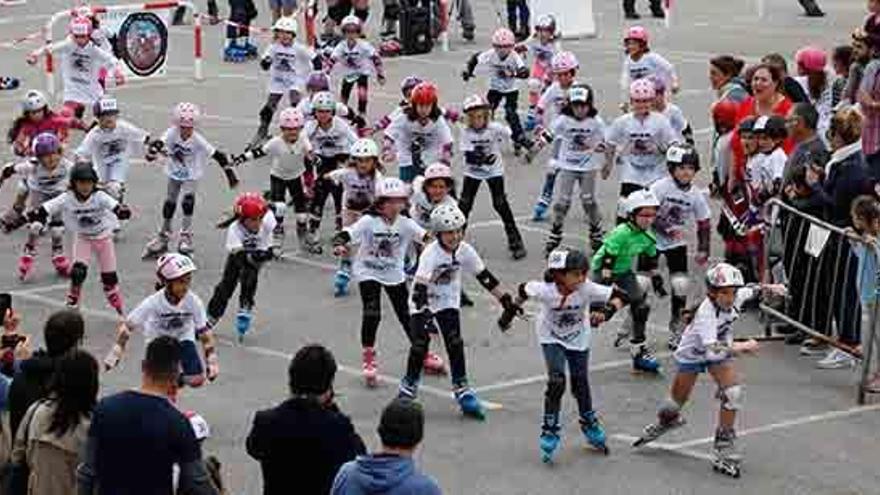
[515,67,529,79]
[27,206,48,224]
[517,282,528,301]
[1,165,14,180]
[250,146,267,160]
[260,57,271,71]
[412,282,429,311]
[332,230,351,247]
[475,269,500,292]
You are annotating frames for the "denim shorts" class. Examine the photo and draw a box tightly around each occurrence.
[676,359,730,374]
[179,340,204,377]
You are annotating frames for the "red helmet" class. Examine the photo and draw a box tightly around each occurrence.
[234,192,268,219]
[711,100,739,129]
[410,82,438,106]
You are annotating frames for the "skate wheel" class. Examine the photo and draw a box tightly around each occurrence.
[541,453,553,464]
[364,376,377,388]
[599,445,610,455]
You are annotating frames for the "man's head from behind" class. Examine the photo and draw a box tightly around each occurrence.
[44,310,84,357]
[141,336,182,397]
[288,344,337,401]
[378,398,424,454]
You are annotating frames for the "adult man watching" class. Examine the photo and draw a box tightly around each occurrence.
[784,103,830,183]
[77,336,216,495]
[247,344,365,495]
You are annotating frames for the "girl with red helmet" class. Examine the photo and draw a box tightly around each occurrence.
[373,76,460,135]
[26,15,124,120]
[105,253,219,388]
[384,82,454,183]
[0,133,73,281]
[461,28,535,158]
[233,107,318,255]
[208,193,277,341]
[620,26,678,107]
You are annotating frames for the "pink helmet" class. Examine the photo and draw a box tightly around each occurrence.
[279,107,304,129]
[424,162,453,181]
[156,253,196,281]
[306,71,330,93]
[492,27,516,47]
[69,16,93,36]
[173,102,200,127]
[629,79,656,100]
[551,51,579,73]
[795,46,827,73]
[624,25,649,44]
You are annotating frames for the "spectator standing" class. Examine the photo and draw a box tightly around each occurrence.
[709,55,749,104]
[858,33,880,177]
[8,310,83,439]
[76,336,217,495]
[784,103,830,182]
[761,53,810,103]
[331,398,441,495]
[7,350,97,495]
[247,344,365,495]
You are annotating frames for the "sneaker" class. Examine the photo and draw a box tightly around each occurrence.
[785,331,806,346]
[864,372,880,393]
[816,348,857,369]
[799,338,828,356]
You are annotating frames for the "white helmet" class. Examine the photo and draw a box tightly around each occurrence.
[184,411,211,441]
[625,189,660,215]
[423,162,452,182]
[173,102,200,127]
[278,107,304,129]
[430,204,466,232]
[705,262,745,289]
[272,16,297,34]
[156,253,197,280]
[375,177,409,199]
[311,91,336,113]
[22,90,48,112]
[340,14,362,31]
[350,138,379,158]
[629,79,656,100]
[462,94,489,112]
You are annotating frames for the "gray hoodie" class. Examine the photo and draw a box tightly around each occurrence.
[331,453,442,495]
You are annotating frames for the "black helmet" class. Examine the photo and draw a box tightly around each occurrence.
[546,248,590,272]
[69,162,99,184]
[666,143,700,172]
[752,115,787,139]
[738,117,756,134]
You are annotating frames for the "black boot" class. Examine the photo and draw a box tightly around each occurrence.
[507,228,528,260]
[623,0,640,19]
[798,0,825,16]
[172,6,187,25]
[650,0,665,18]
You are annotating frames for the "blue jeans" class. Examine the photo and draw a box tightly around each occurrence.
[541,344,592,417]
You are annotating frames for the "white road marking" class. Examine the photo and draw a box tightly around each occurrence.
[611,433,714,461]
[9,282,68,296]
[10,280,503,409]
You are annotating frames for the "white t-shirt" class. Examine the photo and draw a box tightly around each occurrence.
[304,117,357,158]
[662,104,689,142]
[56,40,117,104]
[75,120,147,183]
[459,122,510,179]
[525,280,613,351]
[260,135,313,180]
[620,52,676,94]
[263,41,315,94]
[386,114,453,169]
[13,159,70,196]
[674,287,759,364]
[649,177,711,251]
[745,147,786,195]
[42,190,118,239]
[409,177,457,228]
[329,39,380,79]
[606,112,677,186]
[411,240,485,312]
[226,212,276,253]
[327,168,381,212]
[536,82,569,127]
[127,290,207,343]
[346,213,426,285]
[475,49,526,93]
[160,127,216,182]
[550,114,607,172]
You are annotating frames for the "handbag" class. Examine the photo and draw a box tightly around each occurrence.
[4,400,43,495]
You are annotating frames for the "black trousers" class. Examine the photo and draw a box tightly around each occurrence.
[406,308,467,386]
[269,174,308,213]
[359,280,412,347]
[207,252,261,320]
[458,175,521,247]
[487,89,525,143]
[310,155,345,230]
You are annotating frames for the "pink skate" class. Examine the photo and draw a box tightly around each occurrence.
[423,351,447,375]
[362,347,378,388]
[51,254,71,277]
[17,253,35,281]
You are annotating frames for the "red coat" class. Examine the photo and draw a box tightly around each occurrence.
[12,112,84,156]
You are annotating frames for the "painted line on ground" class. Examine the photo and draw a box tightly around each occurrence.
[611,433,714,461]
[9,282,69,296]
[10,278,503,409]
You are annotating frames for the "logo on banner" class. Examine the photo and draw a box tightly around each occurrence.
[115,12,167,77]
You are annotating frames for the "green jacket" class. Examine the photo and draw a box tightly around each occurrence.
[590,222,657,275]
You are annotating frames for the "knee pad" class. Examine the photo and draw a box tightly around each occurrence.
[100,271,119,287]
[545,373,566,402]
[580,188,595,205]
[184,374,206,388]
[670,274,691,297]
[48,219,64,239]
[70,262,88,286]
[295,212,309,224]
[162,199,176,220]
[717,384,744,411]
[273,202,287,219]
[636,274,651,296]
[259,104,276,123]
[15,180,28,196]
[632,302,650,323]
[527,78,543,94]
[181,193,195,216]
[552,198,571,216]
[27,221,45,236]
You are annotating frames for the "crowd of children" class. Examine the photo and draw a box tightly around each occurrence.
[6,1,880,483]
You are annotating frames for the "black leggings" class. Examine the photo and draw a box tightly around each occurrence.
[505,0,529,33]
[458,175,522,247]
[359,280,412,348]
[269,174,308,213]
[487,89,525,143]
[207,252,261,320]
[341,75,369,115]
[310,155,345,232]
[406,309,467,386]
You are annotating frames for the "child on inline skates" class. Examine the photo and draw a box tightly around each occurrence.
[325,15,386,128]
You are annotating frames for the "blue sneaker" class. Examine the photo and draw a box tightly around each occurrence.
[0,77,20,91]
[539,413,561,463]
[235,309,253,342]
[333,270,350,297]
[223,44,247,63]
[242,41,259,59]
[524,109,538,132]
[532,201,549,222]
[454,386,485,420]
[398,377,419,399]
[632,344,661,374]
[580,411,609,454]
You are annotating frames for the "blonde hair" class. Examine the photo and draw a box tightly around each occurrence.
[829,107,863,145]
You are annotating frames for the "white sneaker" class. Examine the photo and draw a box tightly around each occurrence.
[816,348,857,369]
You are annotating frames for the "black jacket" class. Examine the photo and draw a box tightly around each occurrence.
[820,142,873,226]
[7,351,56,438]
[247,397,366,495]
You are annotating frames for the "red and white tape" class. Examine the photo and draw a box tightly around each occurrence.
[0,31,41,50]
